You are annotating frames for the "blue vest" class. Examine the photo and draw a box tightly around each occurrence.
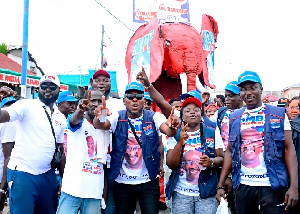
[108,109,160,181]
[229,105,289,191]
[165,126,218,199]
[203,116,216,129]
[216,106,228,131]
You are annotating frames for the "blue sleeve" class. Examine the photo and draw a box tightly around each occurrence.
[67,113,84,132]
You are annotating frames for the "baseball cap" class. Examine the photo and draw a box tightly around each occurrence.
[125,82,144,94]
[93,69,110,79]
[1,97,17,108]
[237,71,262,86]
[39,75,60,87]
[225,81,240,94]
[180,90,203,103]
[144,92,152,102]
[205,103,219,111]
[277,97,289,107]
[57,91,79,104]
[182,97,202,109]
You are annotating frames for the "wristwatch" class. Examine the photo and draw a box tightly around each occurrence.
[209,159,214,168]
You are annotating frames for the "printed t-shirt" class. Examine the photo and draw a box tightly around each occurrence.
[224,104,291,186]
[6,99,66,175]
[108,112,166,184]
[220,109,235,149]
[0,121,17,181]
[61,118,104,199]
[167,128,224,196]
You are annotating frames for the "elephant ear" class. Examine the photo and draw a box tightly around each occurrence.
[201,14,219,89]
[125,18,164,84]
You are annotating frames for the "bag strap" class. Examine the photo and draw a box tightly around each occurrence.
[127,118,142,148]
[43,106,57,144]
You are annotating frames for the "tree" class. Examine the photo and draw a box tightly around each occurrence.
[0,43,7,55]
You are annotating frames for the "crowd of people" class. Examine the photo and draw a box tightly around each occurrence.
[0,69,299,214]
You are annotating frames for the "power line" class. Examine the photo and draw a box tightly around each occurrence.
[93,0,135,32]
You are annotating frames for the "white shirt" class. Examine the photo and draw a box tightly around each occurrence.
[0,121,17,181]
[108,112,166,184]
[61,119,104,199]
[167,128,223,196]
[6,99,66,175]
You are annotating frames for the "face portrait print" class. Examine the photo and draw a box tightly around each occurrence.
[125,137,143,170]
[221,123,229,149]
[63,133,67,157]
[241,128,263,168]
[182,150,202,185]
[86,136,95,158]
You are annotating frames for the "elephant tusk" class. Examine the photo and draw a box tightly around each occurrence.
[196,76,209,94]
[179,73,187,95]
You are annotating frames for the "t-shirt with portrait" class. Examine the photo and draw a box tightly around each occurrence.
[61,118,104,199]
[220,109,235,149]
[167,129,224,196]
[223,104,291,186]
[108,112,166,185]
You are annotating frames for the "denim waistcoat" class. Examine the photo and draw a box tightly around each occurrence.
[229,105,289,191]
[108,109,160,181]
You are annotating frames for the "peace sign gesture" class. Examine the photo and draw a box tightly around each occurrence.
[179,122,189,145]
[166,106,180,130]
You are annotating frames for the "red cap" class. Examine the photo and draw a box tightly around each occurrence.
[93,69,110,79]
[182,97,202,109]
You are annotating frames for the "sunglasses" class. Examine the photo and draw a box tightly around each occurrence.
[125,94,144,100]
[40,84,58,91]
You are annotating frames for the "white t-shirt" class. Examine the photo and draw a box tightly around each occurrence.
[220,109,236,149]
[167,128,224,196]
[108,112,166,184]
[223,104,291,186]
[61,118,104,199]
[0,121,17,181]
[6,99,66,175]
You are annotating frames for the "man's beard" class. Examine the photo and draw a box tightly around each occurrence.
[126,107,143,117]
[38,92,59,105]
[105,89,110,97]
[87,110,95,120]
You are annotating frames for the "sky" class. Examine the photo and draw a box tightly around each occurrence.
[1,0,300,93]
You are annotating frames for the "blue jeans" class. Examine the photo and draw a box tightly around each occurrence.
[7,168,57,214]
[57,191,101,214]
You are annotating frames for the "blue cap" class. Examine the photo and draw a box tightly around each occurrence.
[180,90,202,103]
[144,92,152,102]
[238,71,262,86]
[225,81,240,94]
[1,97,17,108]
[57,91,78,104]
[125,82,144,94]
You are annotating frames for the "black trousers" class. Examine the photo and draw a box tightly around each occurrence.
[235,184,286,214]
[114,179,160,214]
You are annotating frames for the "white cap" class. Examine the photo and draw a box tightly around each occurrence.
[39,75,60,87]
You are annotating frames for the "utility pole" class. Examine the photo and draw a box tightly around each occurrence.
[21,0,29,98]
[100,25,104,69]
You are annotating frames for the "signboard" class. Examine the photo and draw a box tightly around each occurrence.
[0,73,69,91]
[133,0,190,24]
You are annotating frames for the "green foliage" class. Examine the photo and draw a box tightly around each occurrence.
[0,43,7,55]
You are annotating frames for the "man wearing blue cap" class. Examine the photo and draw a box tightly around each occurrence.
[57,91,79,118]
[216,71,299,213]
[0,96,17,211]
[94,82,179,214]
[144,92,153,111]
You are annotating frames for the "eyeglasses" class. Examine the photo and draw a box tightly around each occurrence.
[286,106,300,111]
[40,84,58,91]
[125,94,144,100]
[184,160,199,165]
[126,145,141,152]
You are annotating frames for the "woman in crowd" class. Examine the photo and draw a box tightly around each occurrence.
[165,96,224,214]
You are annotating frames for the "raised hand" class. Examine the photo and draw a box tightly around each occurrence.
[95,96,111,120]
[136,70,150,89]
[78,99,90,112]
[0,86,16,100]
[179,122,189,145]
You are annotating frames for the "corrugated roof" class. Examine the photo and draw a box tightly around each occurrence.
[0,53,35,76]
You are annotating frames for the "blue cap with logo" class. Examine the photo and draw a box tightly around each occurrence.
[125,82,144,94]
[144,92,152,102]
[225,81,240,94]
[57,91,78,104]
[1,97,17,108]
[180,90,203,103]
[238,71,262,86]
